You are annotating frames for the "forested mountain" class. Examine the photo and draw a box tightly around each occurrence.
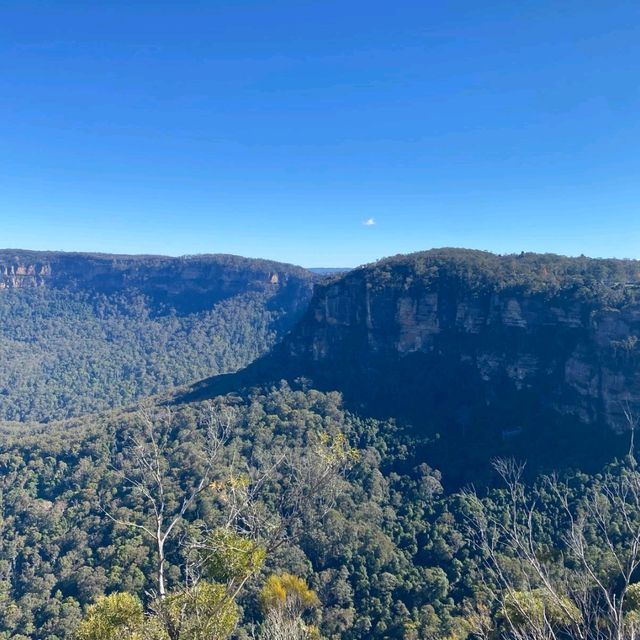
[192,249,640,483]
[4,248,640,640]
[0,250,315,422]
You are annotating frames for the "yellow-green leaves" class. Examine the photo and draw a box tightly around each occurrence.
[74,593,147,640]
[259,574,319,616]
[316,431,359,467]
[75,585,239,640]
[162,582,238,640]
[625,582,640,612]
[501,588,582,630]
[199,528,266,584]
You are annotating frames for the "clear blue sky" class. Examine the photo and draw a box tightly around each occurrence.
[1,1,639,267]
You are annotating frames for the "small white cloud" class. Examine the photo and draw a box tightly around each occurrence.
[363,217,376,226]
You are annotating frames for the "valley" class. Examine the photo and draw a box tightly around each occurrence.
[2,248,640,639]
[0,251,315,422]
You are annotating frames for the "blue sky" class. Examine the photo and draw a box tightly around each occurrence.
[1,1,639,267]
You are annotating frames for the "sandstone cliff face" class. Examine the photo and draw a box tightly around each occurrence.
[0,251,314,314]
[0,262,51,288]
[280,251,640,435]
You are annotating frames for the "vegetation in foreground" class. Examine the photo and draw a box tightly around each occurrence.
[2,384,640,639]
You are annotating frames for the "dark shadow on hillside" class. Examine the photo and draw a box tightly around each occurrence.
[176,348,631,490]
[176,348,291,404]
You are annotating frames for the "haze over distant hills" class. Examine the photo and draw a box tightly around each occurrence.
[307,267,353,275]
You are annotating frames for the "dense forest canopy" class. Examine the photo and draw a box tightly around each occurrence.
[3,249,640,639]
[339,248,640,304]
[3,383,640,640]
[0,251,315,422]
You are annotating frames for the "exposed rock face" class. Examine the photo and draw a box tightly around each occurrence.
[274,250,640,439]
[182,249,640,480]
[0,250,314,314]
[0,262,51,288]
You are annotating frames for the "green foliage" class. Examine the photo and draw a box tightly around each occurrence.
[199,529,266,584]
[501,588,582,629]
[162,582,238,640]
[626,583,640,611]
[73,593,146,640]
[6,381,640,640]
[73,586,238,640]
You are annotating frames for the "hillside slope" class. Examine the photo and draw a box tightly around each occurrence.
[0,250,316,422]
[5,249,640,639]
[189,249,640,479]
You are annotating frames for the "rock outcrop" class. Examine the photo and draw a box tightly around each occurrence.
[279,250,640,432]
[0,250,314,314]
[191,249,640,478]
[0,261,51,288]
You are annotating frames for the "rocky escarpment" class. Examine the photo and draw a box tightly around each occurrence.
[0,250,315,314]
[286,252,640,430]
[288,250,640,475]
[0,261,52,287]
[191,249,640,477]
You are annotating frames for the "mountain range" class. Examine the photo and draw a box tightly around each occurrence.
[3,247,640,639]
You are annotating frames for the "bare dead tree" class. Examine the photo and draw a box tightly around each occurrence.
[463,459,578,640]
[464,458,640,640]
[258,608,311,640]
[622,399,639,461]
[101,403,232,599]
[275,431,358,543]
[158,435,350,640]
[557,464,640,640]
[188,428,358,586]
[100,404,358,640]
